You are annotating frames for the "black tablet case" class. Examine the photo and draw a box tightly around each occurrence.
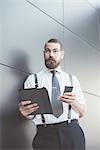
[19,87,53,115]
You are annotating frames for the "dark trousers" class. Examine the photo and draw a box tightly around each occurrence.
[32,120,85,150]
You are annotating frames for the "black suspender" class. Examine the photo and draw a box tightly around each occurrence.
[67,74,73,123]
[34,74,46,125]
[34,74,38,88]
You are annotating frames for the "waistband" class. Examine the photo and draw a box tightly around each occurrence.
[37,119,78,128]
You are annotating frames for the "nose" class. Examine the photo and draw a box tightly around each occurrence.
[49,50,54,57]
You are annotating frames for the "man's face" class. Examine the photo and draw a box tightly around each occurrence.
[44,42,64,69]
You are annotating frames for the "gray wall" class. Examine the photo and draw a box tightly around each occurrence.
[0,0,100,149]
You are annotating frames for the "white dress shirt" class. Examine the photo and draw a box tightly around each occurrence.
[24,66,85,125]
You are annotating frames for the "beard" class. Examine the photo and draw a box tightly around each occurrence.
[45,57,60,69]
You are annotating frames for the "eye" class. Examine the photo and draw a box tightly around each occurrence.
[53,49,58,53]
[53,49,61,53]
[44,49,50,53]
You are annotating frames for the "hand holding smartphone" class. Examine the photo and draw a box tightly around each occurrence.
[60,86,74,104]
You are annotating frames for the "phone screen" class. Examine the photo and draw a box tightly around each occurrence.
[64,86,73,93]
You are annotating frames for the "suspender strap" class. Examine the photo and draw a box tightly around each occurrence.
[34,74,46,125]
[34,74,38,88]
[68,74,73,123]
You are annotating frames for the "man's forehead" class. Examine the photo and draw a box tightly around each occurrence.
[45,42,61,49]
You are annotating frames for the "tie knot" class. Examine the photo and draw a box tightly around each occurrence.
[51,70,56,75]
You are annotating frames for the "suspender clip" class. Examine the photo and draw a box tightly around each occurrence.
[43,122,47,127]
[68,119,71,123]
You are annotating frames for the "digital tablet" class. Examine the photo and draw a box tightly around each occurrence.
[19,87,53,115]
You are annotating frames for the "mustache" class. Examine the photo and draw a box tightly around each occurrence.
[46,57,56,62]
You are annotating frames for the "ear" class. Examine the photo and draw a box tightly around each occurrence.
[43,50,45,57]
[61,49,64,59]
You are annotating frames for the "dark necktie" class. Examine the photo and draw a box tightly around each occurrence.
[51,71,63,117]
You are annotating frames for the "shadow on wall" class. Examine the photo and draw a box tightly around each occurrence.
[1,50,34,150]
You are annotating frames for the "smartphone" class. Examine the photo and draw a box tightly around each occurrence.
[64,86,73,93]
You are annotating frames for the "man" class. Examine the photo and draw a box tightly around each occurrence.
[19,38,86,150]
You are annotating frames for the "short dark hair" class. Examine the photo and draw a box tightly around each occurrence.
[44,38,62,50]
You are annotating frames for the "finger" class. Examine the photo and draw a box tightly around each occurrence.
[28,106,39,113]
[24,103,39,110]
[22,106,39,116]
[60,95,75,100]
[60,97,74,103]
[64,92,75,96]
[32,103,39,107]
[19,100,32,106]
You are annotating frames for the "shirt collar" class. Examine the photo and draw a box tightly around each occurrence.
[45,65,62,74]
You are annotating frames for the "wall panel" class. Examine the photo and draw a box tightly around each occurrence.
[0,65,34,149]
[63,29,100,96]
[97,13,100,49]
[27,0,63,23]
[64,0,99,49]
[64,1,100,149]
[87,0,100,13]
[81,93,100,150]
